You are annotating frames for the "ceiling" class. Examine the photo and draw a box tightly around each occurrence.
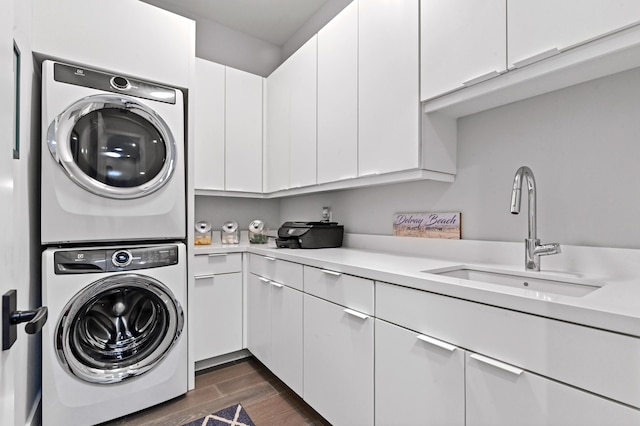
[141,0,328,46]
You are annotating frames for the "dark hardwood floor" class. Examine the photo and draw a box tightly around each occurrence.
[104,357,330,425]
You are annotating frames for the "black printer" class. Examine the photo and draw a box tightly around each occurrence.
[276,221,344,249]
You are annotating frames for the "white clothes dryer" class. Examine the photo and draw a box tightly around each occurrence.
[41,60,185,244]
[42,243,188,425]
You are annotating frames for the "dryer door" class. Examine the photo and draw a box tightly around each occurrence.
[55,274,184,384]
[47,94,177,199]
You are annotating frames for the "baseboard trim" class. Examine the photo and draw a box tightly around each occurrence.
[195,349,251,372]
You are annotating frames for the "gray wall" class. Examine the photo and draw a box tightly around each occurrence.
[195,196,281,234]
[280,67,640,250]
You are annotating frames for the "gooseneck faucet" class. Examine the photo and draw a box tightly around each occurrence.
[510,166,561,271]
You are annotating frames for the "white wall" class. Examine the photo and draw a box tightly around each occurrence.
[195,18,282,77]
[280,67,640,250]
[141,0,282,77]
[281,0,352,62]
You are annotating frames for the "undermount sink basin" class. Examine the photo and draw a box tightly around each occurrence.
[424,267,603,297]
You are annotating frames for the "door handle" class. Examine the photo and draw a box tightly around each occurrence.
[416,334,457,352]
[3,289,48,351]
[343,308,368,320]
[321,269,342,277]
[470,353,523,376]
[512,47,560,69]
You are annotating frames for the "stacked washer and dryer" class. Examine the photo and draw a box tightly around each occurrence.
[40,61,188,425]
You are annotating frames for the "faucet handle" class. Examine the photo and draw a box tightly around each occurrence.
[535,242,561,256]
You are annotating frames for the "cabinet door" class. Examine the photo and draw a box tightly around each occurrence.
[359,0,420,175]
[421,0,506,101]
[288,35,318,188]
[270,283,303,396]
[194,58,225,190]
[303,294,374,426]
[246,274,272,366]
[265,64,290,192]
[375,320,465,426]
[508,0,640,68]
[192,272,243,361]
[466,352,640,426]
[225,67,263,192]
[317,0,358,184]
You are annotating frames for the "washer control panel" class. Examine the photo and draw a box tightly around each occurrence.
[53,62,176,104]
[54,245,179,274]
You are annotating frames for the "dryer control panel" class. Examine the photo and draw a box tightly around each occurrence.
[54,245,179,274]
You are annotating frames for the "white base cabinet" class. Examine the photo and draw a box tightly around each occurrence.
[247,255,304,396]
[375,319,465,426]
[303,294,374,426]
[192,253,243,362]
[466,352,640,426]
[268,282,303,396]
[246,274,272,365]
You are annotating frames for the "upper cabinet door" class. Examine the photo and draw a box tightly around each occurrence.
[265,64,290,192]
[508,0,640,68]
[421,0,506,101]
[359,0,420,176]
[225,67,263,193]
[193,58,225,191]
[317,0,358,184]
[288,35,318,188]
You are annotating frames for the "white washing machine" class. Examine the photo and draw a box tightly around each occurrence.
[42,243,188,425]
[41,60,185,244]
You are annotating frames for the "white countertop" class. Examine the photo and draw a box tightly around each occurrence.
[193,234,640,338]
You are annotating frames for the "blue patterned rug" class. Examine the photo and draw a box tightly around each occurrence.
[182,404,255,426]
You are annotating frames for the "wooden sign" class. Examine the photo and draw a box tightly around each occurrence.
[393,212,461,239]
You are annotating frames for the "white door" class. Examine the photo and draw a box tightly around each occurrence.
[1,0,17,424]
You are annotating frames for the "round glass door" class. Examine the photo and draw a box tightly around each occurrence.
[55,274,184,384]
[47,94,177,199]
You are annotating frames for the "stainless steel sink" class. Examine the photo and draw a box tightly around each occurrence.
[424,267,602,297]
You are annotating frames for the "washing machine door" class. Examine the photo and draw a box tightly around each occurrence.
[55,274,184,384]
[47,94,177,199]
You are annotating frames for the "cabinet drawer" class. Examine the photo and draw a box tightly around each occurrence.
[248,254,303,291]
[466,352,640,425]
[377,282,640,408]
[193,252,242,276]
[304,266,374,315]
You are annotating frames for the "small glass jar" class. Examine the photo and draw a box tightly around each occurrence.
[194,221,212,245]
[249,220,269,244]
[221,221,239,244]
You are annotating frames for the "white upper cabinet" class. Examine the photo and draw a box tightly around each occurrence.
[288,35,318,189]
[508,0,640,68]
[359,0,420,176]
[194,59,264,193]
[317,0,359,184]
[194,58,225,191]
[32,0,194,87]
[265,62,291,192]
[421,0,506,101]
[225,67,263,193]
[265,36,318,191]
